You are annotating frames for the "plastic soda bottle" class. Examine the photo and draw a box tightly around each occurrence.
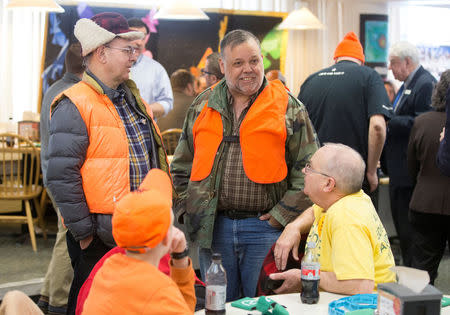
[205,253,227,314]
[301,241,320,304]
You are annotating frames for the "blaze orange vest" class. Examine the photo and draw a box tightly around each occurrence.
[56,81,159,214]
[191,80,288,184]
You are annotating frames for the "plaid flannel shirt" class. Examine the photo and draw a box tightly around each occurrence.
[92,71,153,191]
[112,89,153,191]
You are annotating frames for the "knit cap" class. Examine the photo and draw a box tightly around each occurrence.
[333,31,365,63]
[112,169,172,253]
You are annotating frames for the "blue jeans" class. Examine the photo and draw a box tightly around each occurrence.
[199,214,281,302]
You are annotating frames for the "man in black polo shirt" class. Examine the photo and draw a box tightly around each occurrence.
[298,31,391,204]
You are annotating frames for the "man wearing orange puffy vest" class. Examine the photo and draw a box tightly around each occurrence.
[171,29,319,301]
[46,12,169,314]
[82,169,196,314]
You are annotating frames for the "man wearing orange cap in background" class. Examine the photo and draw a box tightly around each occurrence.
[298,31,391,207]
[82,169,196,314]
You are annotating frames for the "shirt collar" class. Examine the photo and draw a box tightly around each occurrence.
[133,54,144,67]
[225,78,267,109]
[85,70,125,103]
[404,65,420,88]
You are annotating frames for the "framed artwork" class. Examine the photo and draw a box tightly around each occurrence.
[18,121,40,142]
[359,14,388,68]
[39,5,287,111]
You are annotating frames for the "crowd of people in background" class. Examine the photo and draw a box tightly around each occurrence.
[1,9,450,315]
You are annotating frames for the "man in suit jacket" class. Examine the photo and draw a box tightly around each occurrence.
[383,41,436,266]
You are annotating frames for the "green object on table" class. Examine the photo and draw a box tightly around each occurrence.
[230,296,289,315]
[442,296,450,307]
[256,296,273,314]
[346,309,374,315]
[230,297,258,310]
[272,303,289,315]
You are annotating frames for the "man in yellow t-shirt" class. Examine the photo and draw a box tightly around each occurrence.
[270,143,396,295]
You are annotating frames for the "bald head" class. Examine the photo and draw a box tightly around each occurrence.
[317,143,365,195]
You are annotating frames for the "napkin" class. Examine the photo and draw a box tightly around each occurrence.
[392,266,430,294]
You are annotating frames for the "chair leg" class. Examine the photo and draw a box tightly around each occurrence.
[39,188,48,215]
[25,200,37,252]
[34,197,47,240]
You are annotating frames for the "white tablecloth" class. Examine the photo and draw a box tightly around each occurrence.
[195,292,450,314]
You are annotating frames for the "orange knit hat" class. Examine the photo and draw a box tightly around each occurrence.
[112,169,172,253]
[333,31,365,63]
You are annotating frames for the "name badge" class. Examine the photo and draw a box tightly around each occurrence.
[404,89,411,95]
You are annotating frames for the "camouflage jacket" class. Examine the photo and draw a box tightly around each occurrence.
[170,79,319,249]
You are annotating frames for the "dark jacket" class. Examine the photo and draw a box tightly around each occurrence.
[408,111,450,215]
[40,72,81,186]
[437,88,450,176]
[383,66,436,187]
[47,73,168,246]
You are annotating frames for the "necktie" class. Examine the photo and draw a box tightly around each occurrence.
[392,84,404,110]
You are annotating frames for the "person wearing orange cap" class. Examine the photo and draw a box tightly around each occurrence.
[297,31,391,207]
[82,169,196,314]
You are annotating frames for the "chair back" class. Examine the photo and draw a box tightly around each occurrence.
[161,128,182,155]
[0,133,41,198]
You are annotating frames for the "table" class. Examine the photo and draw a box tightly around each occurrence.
[195,293,450,314]
[195,292,346,314]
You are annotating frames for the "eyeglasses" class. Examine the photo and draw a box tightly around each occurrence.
[105,45,138,58]
[304,162,332,178]
[201,68,214,76]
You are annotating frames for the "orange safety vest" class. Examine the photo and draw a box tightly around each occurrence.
[55,81,160,214]
[191,80,288,184]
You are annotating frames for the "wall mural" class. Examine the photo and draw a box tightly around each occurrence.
[40,4,287,103]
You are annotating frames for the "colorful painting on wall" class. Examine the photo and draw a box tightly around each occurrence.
[360,14,388,69]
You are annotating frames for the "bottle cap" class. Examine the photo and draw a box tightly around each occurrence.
[212,253,222,261]
[307,241,316,249]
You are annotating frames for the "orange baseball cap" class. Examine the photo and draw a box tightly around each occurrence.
[112,169,172,253]
[333,31,365,63]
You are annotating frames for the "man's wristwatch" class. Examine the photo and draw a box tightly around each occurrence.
[170,246,189,260]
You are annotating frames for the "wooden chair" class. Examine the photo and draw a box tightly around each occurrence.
[161,128,182,156]
[0,133,46,252]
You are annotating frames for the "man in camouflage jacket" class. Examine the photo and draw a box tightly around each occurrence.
[170,29,318,301]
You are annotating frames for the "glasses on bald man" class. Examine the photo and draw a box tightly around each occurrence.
[304,162,332,178]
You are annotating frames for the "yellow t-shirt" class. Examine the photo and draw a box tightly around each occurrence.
[306,190,396,288]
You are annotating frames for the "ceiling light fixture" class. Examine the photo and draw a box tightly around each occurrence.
[154,0,209,20]
[278,3,324,30]
[6,0,64,12]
